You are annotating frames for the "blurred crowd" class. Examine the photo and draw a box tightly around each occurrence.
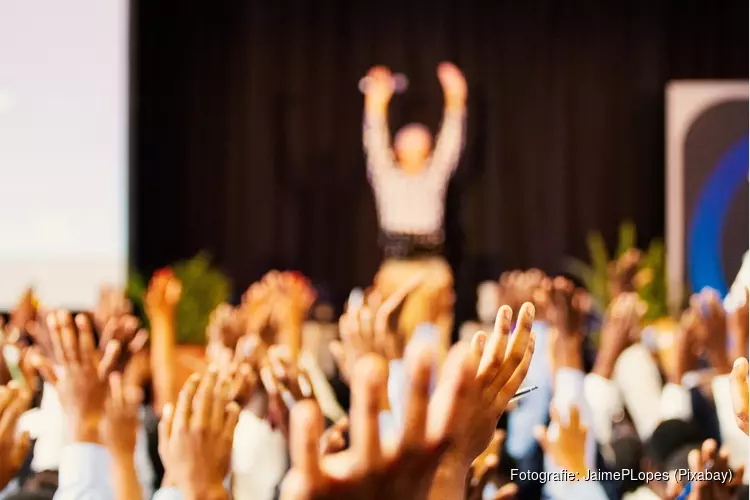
[0,250,746,500]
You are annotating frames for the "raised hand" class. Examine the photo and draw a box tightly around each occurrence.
[429,303,536,472]
[159,369,240,500]
[331,277,420,384]
[9,288,37,332]
[144,269,182,322]
[102,372,143,456]
[0,381,32,490]
[607,249,642,299]
[102,372,144,500]
[260,345,313,438]
[730,357,749,435]
[437,62,467,108]
[465,431,518,500]
[99,314,149,373]
[94,285,133,332]
[33,311,120,443]
[534,406,588,478]
[281,346,448,500]
[364,65,396,109]
[319,416,349,456]
[593,293,646,379]
[206,303,246,365]
[665,439,745,500]
[692,289,730,373]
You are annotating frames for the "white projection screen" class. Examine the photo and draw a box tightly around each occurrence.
[0,0,129,309]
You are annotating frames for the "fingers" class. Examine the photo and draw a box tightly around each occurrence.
[320,417,349,456]
[74,314,96,368]
[490,303,535,396]
[470,331,487,359]
[494,482,519,500]
[129,329,149,354]
[158,403,174,460]
[533,425,548,453]
[478,306,512,380]
[0,383,30,441]
[109,372,124,411]
[211,376,230,434]
[173,373,200,434]
[400,343,434,451]
[190,368,218,432]
[731,357,749,434]
[223,402,241,443]
[58,311,79,368]
[350,354,386,468]
[47,312,66,366]
[28,350,57,385]
[289,399,323,482]
[699,439,716,468]
[97,341,121,381]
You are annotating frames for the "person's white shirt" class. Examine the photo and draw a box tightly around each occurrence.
[231,408,288,500]
[363,111,465,235]
[725,251,750,312]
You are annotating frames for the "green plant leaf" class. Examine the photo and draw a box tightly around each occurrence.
[616,220,637,258]
[171,252,231,345]
[587,232,611,308]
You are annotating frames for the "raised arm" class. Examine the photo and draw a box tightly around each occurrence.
[362,66,396,180]
[430,62,467,179]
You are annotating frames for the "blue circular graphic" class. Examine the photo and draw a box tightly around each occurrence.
[688,136,748,296]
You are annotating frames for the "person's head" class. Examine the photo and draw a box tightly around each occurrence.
[642,419,703,496]
[394,123,432,172]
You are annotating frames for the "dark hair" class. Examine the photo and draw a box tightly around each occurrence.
[643,419,703,472]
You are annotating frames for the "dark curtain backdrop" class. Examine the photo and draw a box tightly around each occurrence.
[132,0,748,321]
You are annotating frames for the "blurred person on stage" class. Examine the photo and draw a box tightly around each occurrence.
[361,62,467,351]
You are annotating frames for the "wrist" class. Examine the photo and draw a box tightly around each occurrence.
[591,359,614,380]
[69,416,102,444]
[183,484,228,500]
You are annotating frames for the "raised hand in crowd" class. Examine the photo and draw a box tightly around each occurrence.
[665,439,745,500]
[260,345,314,439]
[144,269,182,413]
[9,287,37,333]
[102,372,144,500]
[33,311,120,442]
[730,357,749,435]
[330,276,421,384]
[546,278,588,374]
[497,270,550,318]
[0,381,32,491]
[691,288,731,374]
[159,369,240,500]
[592,292,645,380]
[607,248,642,299]
[465,430,518,500]
[534,405,589,478]
[319,416,350,456]
[94,285,133,332]
[428,303,535,499]
[662,307,703,385]
[206,303,248,366]
[281,346,447,500]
